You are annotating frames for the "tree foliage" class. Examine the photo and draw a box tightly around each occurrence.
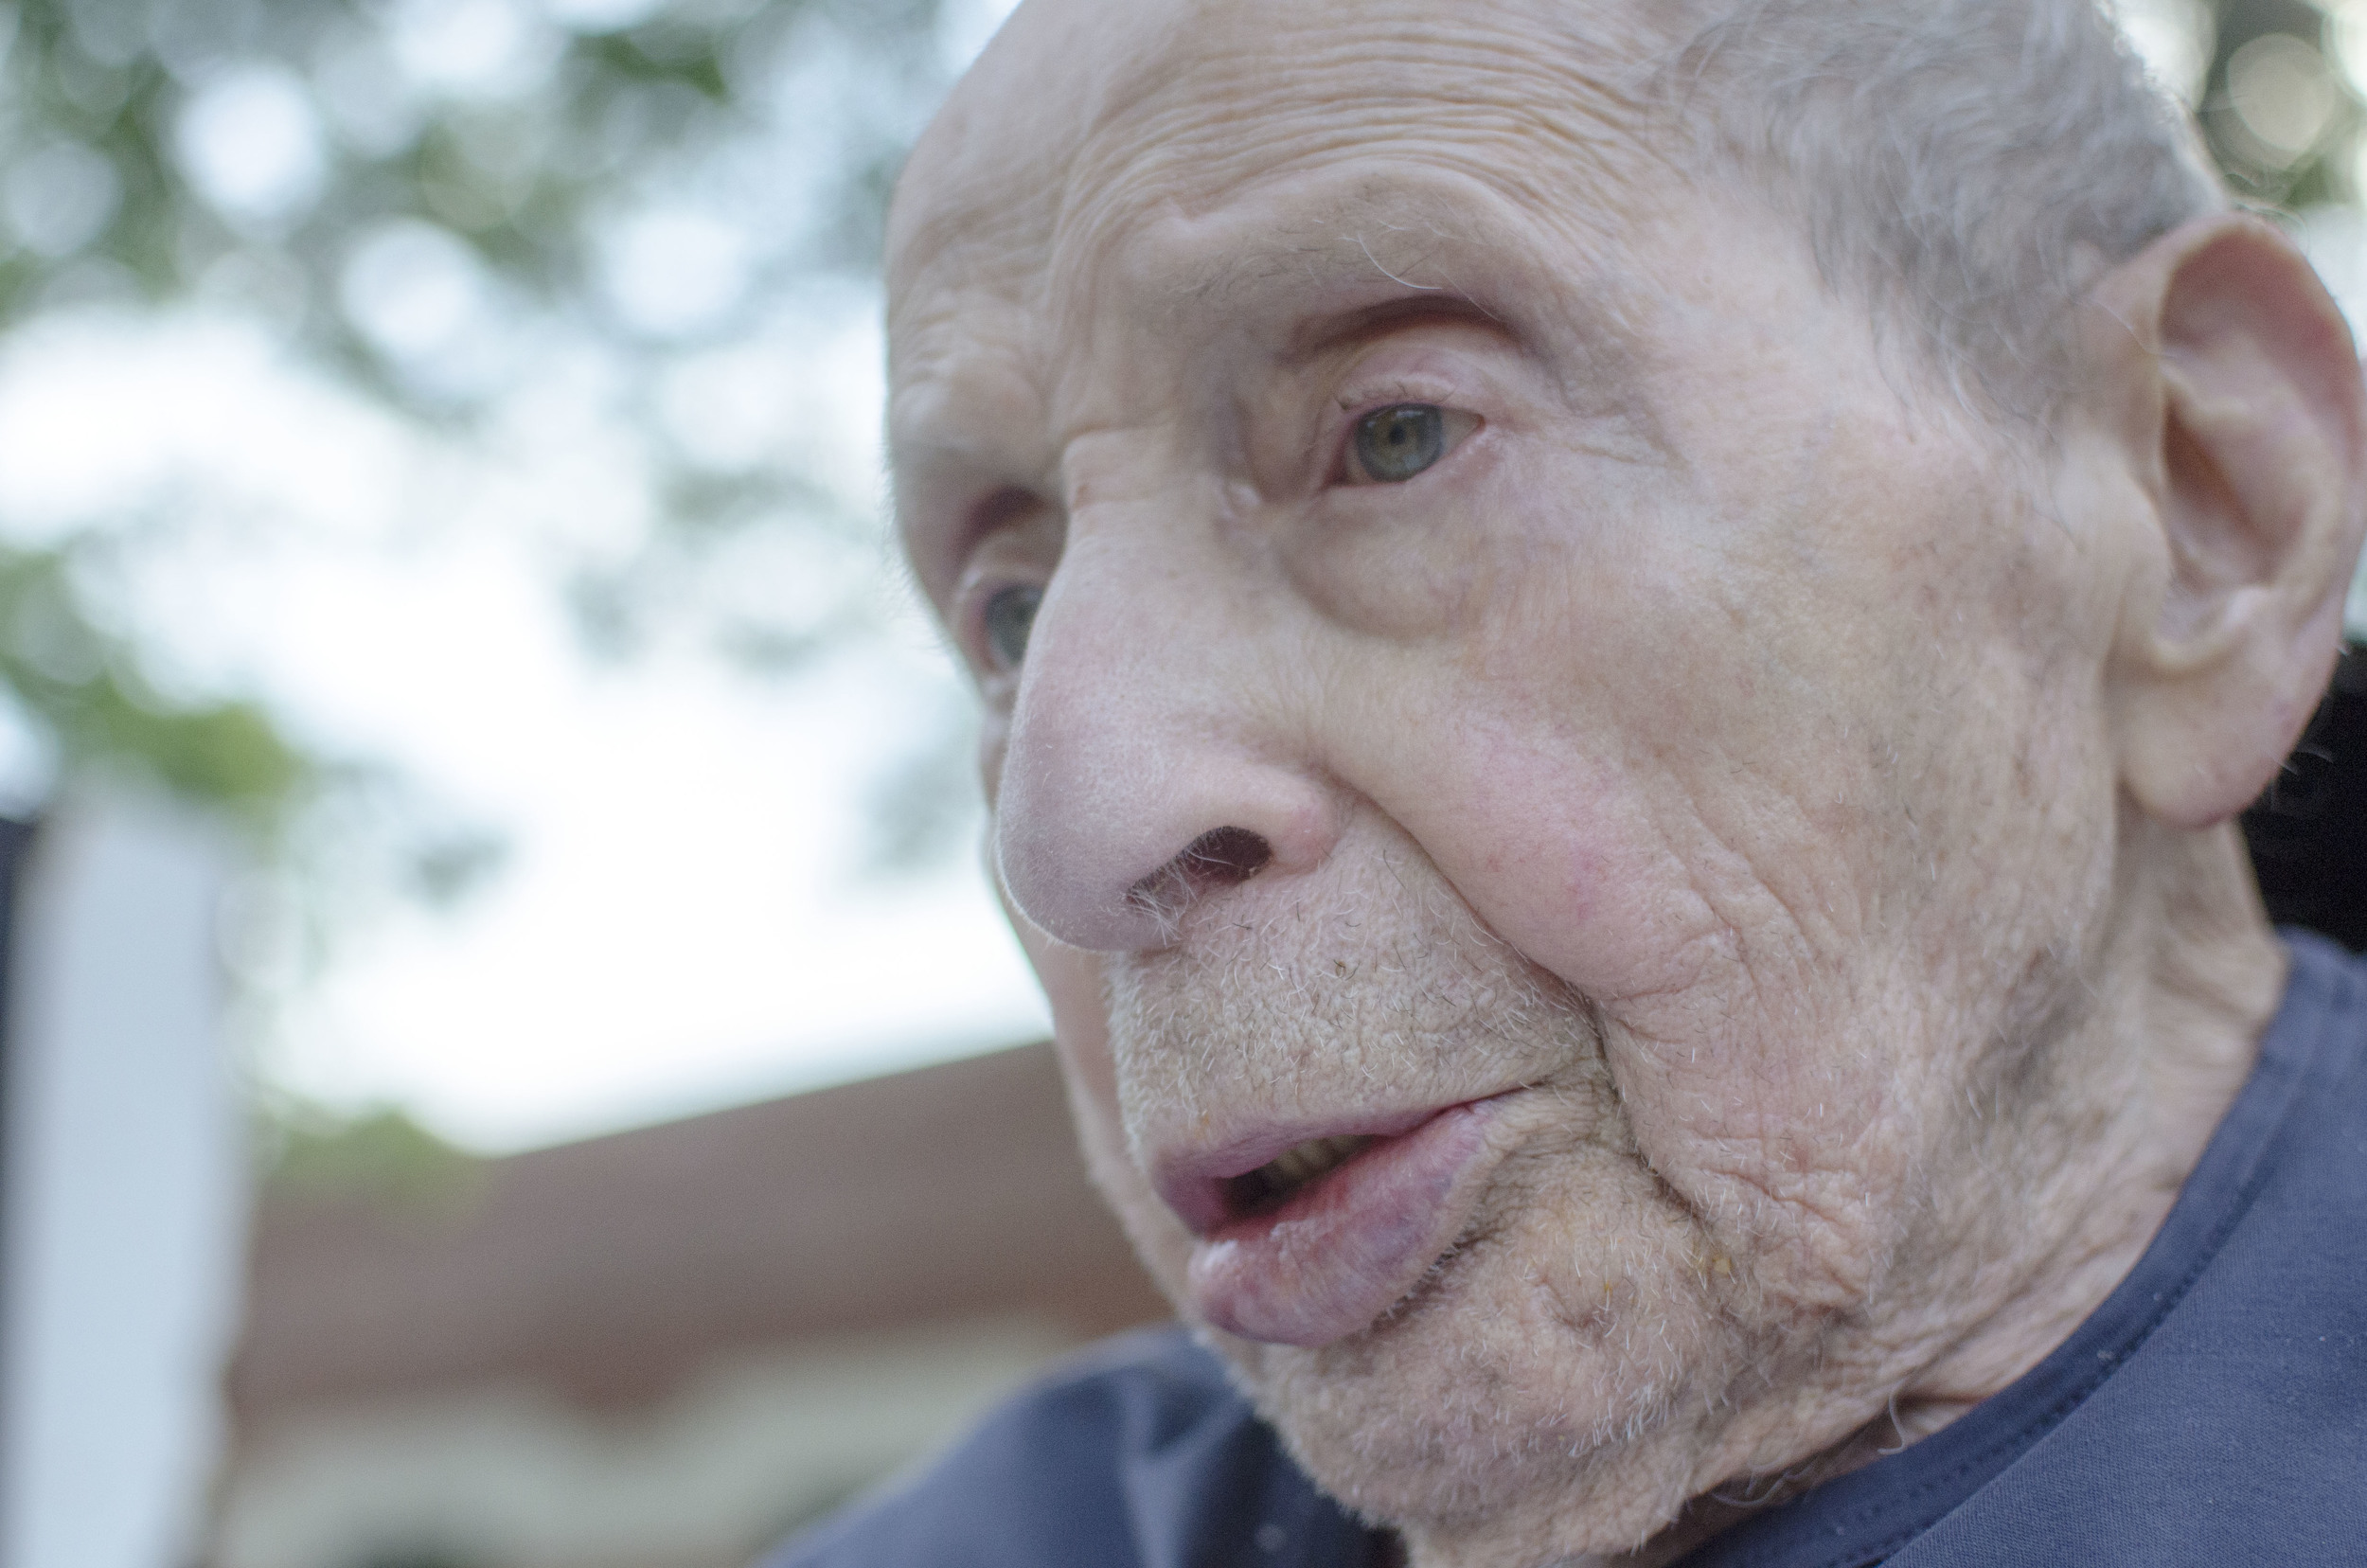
[257,1090,484,1210]
[0,0,945,369]
[0,543,308,822]
[0,0,955,833]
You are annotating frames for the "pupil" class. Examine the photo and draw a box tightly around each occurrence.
[1355,403,1445,483]
[984,584,1041,668]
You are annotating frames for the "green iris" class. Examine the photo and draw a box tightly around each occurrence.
[1353,403,1448,483]
[984,583,1041,668]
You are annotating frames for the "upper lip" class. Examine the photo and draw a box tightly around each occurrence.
[1151,1100,1482,1236]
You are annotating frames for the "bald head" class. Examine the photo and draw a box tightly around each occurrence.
[891,0,1661,285]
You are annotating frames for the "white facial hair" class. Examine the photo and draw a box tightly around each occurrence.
[1096,843,1882,1565]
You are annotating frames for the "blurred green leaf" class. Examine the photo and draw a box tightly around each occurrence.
[0,0,958,846]
[0,544,309,825]
[257,1092,485,1212]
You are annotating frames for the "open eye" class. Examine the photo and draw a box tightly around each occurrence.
[1343,402,1478,485]
[981,583,1041,669]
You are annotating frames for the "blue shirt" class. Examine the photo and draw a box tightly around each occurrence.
[770,933,2367,1567]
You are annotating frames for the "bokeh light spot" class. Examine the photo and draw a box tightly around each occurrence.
[176,63,329,230]
[2227,33,2340,162]
[1,143,121,258]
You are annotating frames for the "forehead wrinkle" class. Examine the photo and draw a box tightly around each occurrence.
[887,0,1688,493]
[886,0,1683,302]
[1084,0,1665,169]
[1034,147,1646,375]
[1025,167,1677,471]
[1039,24,1656,274]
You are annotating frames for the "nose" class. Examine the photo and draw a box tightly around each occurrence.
[992,537,1340,953]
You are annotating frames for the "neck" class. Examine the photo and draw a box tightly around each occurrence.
[1899,819,2285,1414]
[1590,822,2290,1568]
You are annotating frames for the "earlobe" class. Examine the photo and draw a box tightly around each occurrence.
[2095,215,2367,829]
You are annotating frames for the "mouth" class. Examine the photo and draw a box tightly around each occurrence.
[1223,1133,1379,1215]
[1155,1096,1515,1348]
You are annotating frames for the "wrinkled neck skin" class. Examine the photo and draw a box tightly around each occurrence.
[1420,819,2282,1568]
[1718,822,2271,1547]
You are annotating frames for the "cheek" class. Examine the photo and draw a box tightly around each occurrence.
[976,709,1012,809]
[1398,717,1729,1007]
[1307,491,1738,1004]
[1353,551,1752,1014]
[1282,442,1565,641]
[1378,742,1904,1315]
[1350,542,1947,1294]
[1009,904,1201,1292]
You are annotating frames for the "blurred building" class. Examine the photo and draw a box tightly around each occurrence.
[213,1042,1169,1568]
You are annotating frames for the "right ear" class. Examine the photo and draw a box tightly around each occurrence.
[2084,214,2367,829]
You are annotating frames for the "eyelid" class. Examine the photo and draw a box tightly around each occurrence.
[1335,371,1460,416]
[941,485,1062,670]
[1320,347,1485,480]
[938,486,1049,586]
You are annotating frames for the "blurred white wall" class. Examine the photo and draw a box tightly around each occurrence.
[2,797,243,1568]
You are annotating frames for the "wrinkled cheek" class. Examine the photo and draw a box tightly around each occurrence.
[1383,727,1896,1309]
[1391,726,1728,1009]
[1005,900,1124,1157]
[1614,1035,1904,1312]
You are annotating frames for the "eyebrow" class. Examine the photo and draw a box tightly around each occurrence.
[1278,290,1514,367]
[1141,164,1655,359]
[1163,199,1657,416]
[1180,211,1522,318]
[1087,228,1532,401]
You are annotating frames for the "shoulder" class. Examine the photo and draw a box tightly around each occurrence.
[2285,927,2367,1053]
[762,1325,1373,1568]
[2250,931,2367,1203]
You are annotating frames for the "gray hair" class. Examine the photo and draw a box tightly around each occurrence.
[1654,0,2227,422]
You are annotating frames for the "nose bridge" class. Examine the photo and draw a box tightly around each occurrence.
[993,514,1339,953]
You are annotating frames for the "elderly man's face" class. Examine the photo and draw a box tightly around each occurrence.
[889,0,2157,1558]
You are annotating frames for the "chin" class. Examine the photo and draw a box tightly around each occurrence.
[1070,844,1898,1564]
[1189,1136,1777,1566]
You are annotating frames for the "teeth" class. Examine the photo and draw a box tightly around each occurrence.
[1228,1134,1376,1214]
[1268,1134,1370,1187]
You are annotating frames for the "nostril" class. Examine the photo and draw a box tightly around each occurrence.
[1183,825,1273,882]
[1127,826,1274,924]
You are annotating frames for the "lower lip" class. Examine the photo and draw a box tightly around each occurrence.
[1185,1098,1508,1348]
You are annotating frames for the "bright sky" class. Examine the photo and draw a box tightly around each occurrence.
[0,294,1050,1155]
[0,0,1034,1155]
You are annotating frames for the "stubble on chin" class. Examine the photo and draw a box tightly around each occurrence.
[1093,856,1806,1563]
